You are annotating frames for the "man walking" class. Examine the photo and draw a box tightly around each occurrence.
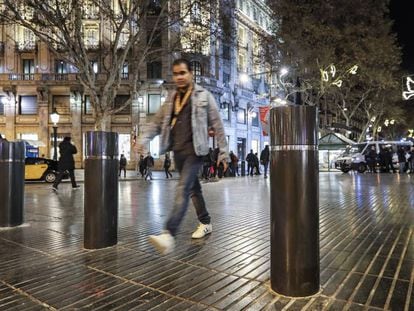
[137,58,228,255]
[52,136,79,191]
[119,154,127,178]
[260,145,270,178]
[246,150,255,176]
[144,152,154,180]
[164,153,173,178]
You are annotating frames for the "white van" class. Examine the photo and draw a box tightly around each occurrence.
[334,140,413,173]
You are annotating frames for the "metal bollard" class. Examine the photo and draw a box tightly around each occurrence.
[0,140,25,227]
[84,131,119,249]
[270,105,319,297]
[241,160,246,176]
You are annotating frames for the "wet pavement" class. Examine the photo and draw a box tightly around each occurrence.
[0,172,413,310]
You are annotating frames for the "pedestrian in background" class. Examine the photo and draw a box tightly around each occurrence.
[229,151,239,176]
[137,58,228,255]
[164,153,173,178]
[253,152,261,175]
[260,145,270,178]
[52,136,79,191]
[144,152,154,180]
[408,146,414,173]
[138,154,146,178]
[119,154,127,178]
[246,149,255,176]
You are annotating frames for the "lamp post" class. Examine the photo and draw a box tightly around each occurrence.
[50,109,60,161]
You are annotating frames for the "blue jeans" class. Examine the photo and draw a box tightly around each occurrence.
[166,151,210,236]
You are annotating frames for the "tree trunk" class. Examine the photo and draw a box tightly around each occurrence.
[94,113,111,131]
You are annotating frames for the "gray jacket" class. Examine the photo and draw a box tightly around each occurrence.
[138,84,228,162]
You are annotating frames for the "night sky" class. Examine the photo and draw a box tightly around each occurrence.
[390,0,413,73]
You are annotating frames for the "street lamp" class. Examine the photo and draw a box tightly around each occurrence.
[50,109,60,161]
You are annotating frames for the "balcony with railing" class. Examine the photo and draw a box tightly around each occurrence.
[16,40,37,52]
[195,75,218,88]
[0,73,78,82]
[85,39,100,50]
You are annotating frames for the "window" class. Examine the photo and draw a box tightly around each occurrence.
[237,108,246,124]
[147,61,162,79]
[238,51,246,72]
[121,62,129,80]
[223,46,231,60]
[19,96,37,115]
[223,73,230,86]
[55,60,68,74]
[84,95,93,115]
[23,59,35,80]
[148,0,161,15]
[52,95,70,115]
[90,60,98,73]
[191,1,201,23]
[84,26,99,49]
[148,94,161,114]
[220,102,230,121]
[0,96,6,115]
[118,134,131,160]
[251,111,259,127]
[191,61,202,78]
[238,25,247,47]
[114,95,130,115]
[149,135,160,158]
[147,29,162,47]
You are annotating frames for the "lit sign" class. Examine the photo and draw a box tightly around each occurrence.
[402,76,414,100]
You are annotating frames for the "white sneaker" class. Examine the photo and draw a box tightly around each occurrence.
[148,231,175,255]
[192,223,212,239]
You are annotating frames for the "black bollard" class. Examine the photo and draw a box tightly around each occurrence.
[241,160,246,176]
[84,131,118,249]
[0,140,25,227]
[270,105,319,297]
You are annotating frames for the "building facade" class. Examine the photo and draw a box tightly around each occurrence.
[0,0,275,168]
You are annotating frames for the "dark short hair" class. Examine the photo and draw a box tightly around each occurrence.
[172,58,192,72]
[63,136,71,142]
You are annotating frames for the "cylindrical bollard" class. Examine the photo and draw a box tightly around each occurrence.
[270,105,319,297]
[241,160,246,176]
[84,131,119,249]
[0,140,25,227]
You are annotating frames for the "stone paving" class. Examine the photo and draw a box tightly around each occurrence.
[0,172,413,310]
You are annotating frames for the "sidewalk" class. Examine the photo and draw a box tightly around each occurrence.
[1,172,413,310]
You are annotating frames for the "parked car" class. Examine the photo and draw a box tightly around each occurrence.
[25,157,67,183]
[334,140,413,173]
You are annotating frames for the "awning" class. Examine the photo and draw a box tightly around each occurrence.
[319,133,355,150]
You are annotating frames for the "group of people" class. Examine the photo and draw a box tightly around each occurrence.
[365,145,414,173]
[245,146,270,178]
[199,146,270,180]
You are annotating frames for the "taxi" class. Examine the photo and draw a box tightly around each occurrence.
[25,157,66,183]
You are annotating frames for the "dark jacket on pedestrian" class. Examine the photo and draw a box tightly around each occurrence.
[164,156,171,169]
[145,155,154,168]
[120,155,127,168]
[58,138,77,171]
[260,146,270,165]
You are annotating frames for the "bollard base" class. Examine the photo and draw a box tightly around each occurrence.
[83,240,117,250]
[268,283,322,299]
[0,223,30,230]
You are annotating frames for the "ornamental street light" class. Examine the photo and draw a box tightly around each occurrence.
[50,109,60,161]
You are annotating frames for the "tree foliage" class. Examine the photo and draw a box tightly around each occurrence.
[265,0,403,137]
